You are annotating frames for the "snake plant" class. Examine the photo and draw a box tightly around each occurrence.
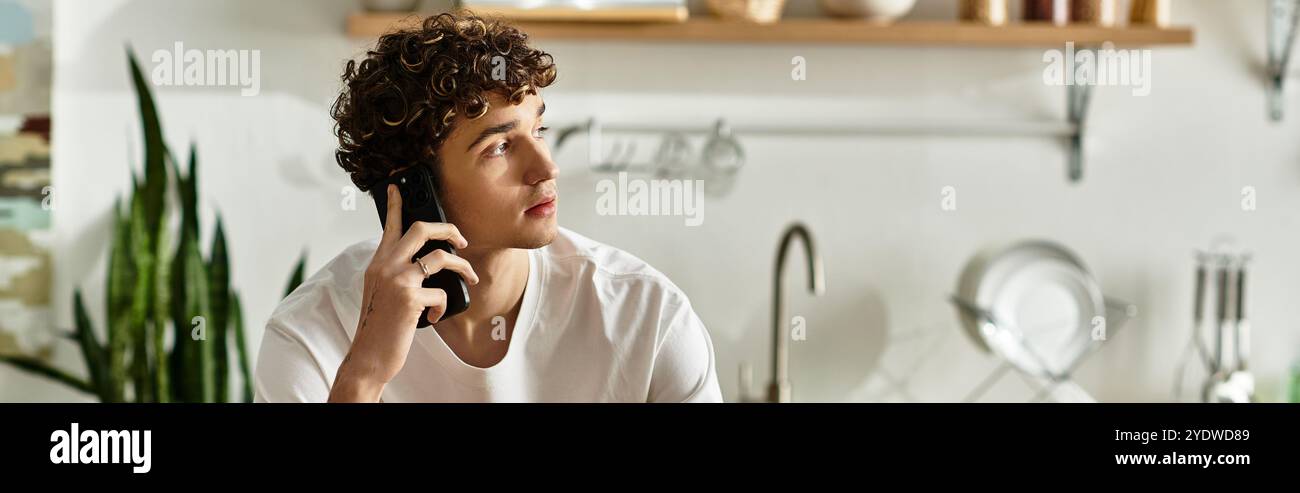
[0,50,308,402]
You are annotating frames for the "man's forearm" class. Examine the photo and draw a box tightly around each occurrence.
[328,363,387,402]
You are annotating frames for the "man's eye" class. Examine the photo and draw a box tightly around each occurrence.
[534,126,550,138]
[488,141,508,157]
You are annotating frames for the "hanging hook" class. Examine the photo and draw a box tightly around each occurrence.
[702,118,745,176]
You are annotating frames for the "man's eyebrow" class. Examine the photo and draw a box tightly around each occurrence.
[463,102,547,152]
[465,120,517,152]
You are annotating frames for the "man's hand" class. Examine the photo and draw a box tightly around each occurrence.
[329,184,479,402]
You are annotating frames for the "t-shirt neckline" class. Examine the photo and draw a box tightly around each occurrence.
[413,248,544,388]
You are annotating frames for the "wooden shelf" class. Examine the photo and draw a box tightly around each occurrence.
[347,14,1193,47]
[343,12,1192,183]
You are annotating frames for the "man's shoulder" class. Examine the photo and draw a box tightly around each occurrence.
[541,228,690,307]
[267,238,377,338]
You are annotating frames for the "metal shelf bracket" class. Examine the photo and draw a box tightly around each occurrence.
[1268,0,1300,121]
[1067,82,1094,183]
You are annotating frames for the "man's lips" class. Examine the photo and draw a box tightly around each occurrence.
[525,195,557,217]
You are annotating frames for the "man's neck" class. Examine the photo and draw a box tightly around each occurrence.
[433,246,529,348]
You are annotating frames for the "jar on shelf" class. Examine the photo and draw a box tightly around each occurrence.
[960,0,1008,26]
[1130,0,1170,27]
[1072,0,1116,26]
[1024,0,1067,26]
[706,0,788,24]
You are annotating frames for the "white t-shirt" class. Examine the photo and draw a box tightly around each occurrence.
[254,227,723,403]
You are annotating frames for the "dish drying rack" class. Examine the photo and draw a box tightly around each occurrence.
[953,296,1138,403]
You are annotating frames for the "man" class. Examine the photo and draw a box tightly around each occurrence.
[253,12,723,402]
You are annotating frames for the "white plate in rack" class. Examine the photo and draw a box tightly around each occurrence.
[956,241,1104,379]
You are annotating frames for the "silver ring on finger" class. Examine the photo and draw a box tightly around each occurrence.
[415,257,431,277]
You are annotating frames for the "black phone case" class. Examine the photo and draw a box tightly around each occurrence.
[372,166,470,327]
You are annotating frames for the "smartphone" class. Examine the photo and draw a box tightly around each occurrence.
[372,165,470,327]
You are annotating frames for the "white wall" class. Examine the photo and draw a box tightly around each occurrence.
[4,0,1298,402]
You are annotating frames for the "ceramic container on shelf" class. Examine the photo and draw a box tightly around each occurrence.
[706,0,787,24]
[1071,0,1116,26]
[1130,0,1171,27]
[960,0,1008,26]
[817,0,917,22]
[1023,0,1068,26]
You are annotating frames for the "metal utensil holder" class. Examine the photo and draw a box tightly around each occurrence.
[1175,249,1254,403]
[552,118,746,197]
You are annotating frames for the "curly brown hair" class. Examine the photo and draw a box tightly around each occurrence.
[331,12,557,192]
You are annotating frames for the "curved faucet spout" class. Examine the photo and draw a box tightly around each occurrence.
[769,222,825,403]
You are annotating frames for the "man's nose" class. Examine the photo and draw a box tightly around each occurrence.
[522,138,559,185]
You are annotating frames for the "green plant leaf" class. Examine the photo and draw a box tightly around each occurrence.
[151,201,173,403]
[167,147,196,402]
[127,180,156,403]
[124,49,171,401]
[180,145,199,240]
[111,182,156,403]
[170,235,190,402]
[105,197,128,338]
[0,356,95,395]
[104,197,134,401]
[209,215,230,403]
[168,236,189,401]
[285,250,307,298]
[231,292,252,402]
[170,143,198,242]
[126,47,167,242]
[72,289,109,401]
[173,233,212,402]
